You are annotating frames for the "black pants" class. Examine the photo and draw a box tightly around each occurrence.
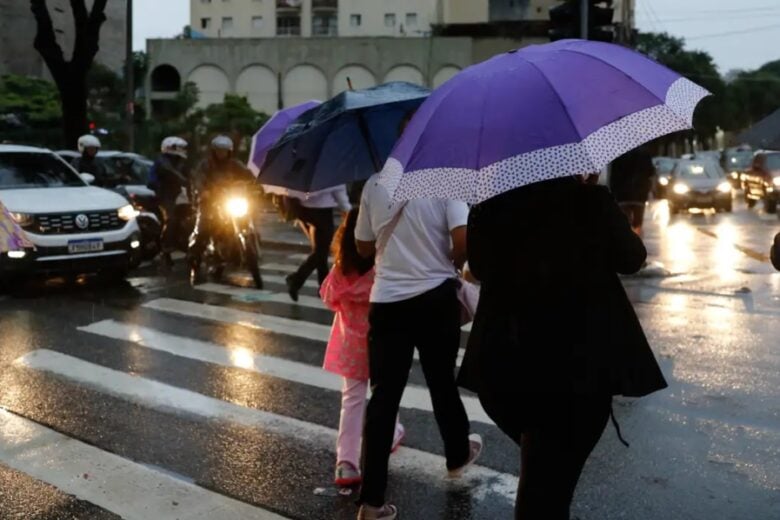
[290,206,334,289]
[187,203,218,267]
[360,280,471,507]
[481,391,611,520]
[159,197,179,254]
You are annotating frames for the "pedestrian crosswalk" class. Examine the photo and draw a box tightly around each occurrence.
[0,250,514,519]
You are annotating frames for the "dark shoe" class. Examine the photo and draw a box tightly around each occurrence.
[357,504,397,520]
[285,274,299,302]
[447,433,483,479]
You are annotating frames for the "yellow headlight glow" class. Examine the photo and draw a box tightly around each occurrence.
[673,183,690,195]
[117,204,139,221]
[772,177,780,187]
[226,197,249,218]
[717,182,732,193]
[659,176,669,186]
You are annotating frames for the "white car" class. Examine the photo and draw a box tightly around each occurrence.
[0,145,142,280]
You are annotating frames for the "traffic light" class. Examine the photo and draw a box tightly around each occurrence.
[548,1,614,43]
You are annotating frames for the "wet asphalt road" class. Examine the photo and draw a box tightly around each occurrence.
[0,199,779,520]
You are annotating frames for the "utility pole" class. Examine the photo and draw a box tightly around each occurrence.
[125,0,135,151]
[580,0,589,39]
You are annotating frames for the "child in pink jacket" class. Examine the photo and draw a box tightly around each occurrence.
[321,208,405,487]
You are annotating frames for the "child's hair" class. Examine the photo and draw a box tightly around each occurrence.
[333,208,374,276]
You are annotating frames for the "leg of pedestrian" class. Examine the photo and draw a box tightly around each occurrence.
[359,302,415,516]
[313,208,335,286]
[335,377,368,487]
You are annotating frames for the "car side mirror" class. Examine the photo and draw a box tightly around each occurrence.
[79,173,95,185]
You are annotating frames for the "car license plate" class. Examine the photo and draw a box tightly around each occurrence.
[68,239,104,254]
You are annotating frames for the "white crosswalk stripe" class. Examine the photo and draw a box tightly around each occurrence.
[14,350,516,502]
[0,408,288,520]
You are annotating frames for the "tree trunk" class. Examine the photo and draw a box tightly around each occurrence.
[61,80,89,150]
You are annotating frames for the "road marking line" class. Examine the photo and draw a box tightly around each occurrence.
[79,320,485,423]
[0,408,288,520]
[142,298,466,366]
[696,227,770,263]
[196,283,327,309]
[260,273,319,289]
[261,263,297,274]
[14,350,514,501]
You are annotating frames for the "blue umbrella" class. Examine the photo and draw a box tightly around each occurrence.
[248,100,321,178]
[258,82,430,193]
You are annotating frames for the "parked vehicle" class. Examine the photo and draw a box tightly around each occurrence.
[742,151,780,214]
[0,145,142,280]
[652,156,677,199]
[668,159,733,214]
[203,183,263,289]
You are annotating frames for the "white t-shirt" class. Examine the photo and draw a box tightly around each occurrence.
[355,174,468,303]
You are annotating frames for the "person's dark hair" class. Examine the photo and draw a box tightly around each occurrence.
[333,208,374,276]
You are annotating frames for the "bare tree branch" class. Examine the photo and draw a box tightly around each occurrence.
[30,0,66,79]
[69,0,88,24]
[89,0,109,22]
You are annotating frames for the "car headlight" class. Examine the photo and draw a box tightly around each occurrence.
[717,182,732,194]
[773,177,780,187]
[9,212,33,227]
[225,197,249,218]
[658,176,669,186]
[117,204,139,221]
[673,183,690,195]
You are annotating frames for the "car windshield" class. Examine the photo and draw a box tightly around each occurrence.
[765,154,780,170]
[100,155,151,185]
[725,151,753,170]
[0,152,84,189]
[654,158,676,174]
[676,161,724,179]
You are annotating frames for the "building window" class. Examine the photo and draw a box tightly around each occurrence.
[277,15,301,36]
[384,13,396,27]
[312,13,338,36]
[200,17,211,29]
[405,13,417,27]
[252,16,264,29]
[222,17,234,31]
[350,14,361,27]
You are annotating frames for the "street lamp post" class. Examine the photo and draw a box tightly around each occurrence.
[580,0,589,39]
[125,0,135,152]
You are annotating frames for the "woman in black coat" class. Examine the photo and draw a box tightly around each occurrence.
[459,175,667,519]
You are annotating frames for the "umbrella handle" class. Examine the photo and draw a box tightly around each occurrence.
[347,77,354,91]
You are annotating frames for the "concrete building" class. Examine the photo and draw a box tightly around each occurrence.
[189,0,567,39]
[0,0,127,78]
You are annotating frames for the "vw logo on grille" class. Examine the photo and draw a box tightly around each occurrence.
[75,214,90,230]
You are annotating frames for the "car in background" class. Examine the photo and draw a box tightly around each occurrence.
[667,159,733,214]
[742,150,780,214]
[97,151,154,187]
[722,146,753,188]
[694,150,722,164]
[652,156,677,198]
[0,145,142,280]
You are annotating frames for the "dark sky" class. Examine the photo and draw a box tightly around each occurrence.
[133,0,780,73]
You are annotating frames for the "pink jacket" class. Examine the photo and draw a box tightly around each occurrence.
[320,266,374,381]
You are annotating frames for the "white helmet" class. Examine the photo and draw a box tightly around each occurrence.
[211,135,234,152]
[161,136,188,158]
[77,134,101,154]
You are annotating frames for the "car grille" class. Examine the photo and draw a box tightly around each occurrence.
[33,211,124,235]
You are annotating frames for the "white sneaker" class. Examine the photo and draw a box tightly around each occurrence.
[447,433,483,479]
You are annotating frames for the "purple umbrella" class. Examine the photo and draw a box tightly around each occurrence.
[248,100,321,177]
[379,39,710,204]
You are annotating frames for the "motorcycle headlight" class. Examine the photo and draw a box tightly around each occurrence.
[673,183,690,195]
[226,197,249,218]
[117,204,139,221]
[717,182,732,194]
[10,212,33,227]
[773,177,780,187]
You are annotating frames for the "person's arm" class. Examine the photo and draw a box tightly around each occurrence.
[333,185,352,213]
[597,186,647,274]
[447,200,469,270]
[354,188,376,259]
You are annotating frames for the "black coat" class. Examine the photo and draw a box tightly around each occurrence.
[771,232,780,271]
[458,178,667,426]
[609,149,654,203]
[150,154,188,202]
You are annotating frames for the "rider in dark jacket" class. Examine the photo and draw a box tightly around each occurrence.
[72,135,109,187]
[187,135,254,284]
[150,137,190,267]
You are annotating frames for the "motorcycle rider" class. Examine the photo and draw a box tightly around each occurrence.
[150,137,190,268]
[72,135,109,187]
[188,135,255,284]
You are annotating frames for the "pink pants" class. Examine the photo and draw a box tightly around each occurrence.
[337,377,404,469]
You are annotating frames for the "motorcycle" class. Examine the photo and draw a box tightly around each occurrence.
[203,183,264,289]
[112,184,163,266]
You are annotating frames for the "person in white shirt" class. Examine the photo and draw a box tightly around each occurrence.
[286,185,351,301]
[353,174,483,520]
